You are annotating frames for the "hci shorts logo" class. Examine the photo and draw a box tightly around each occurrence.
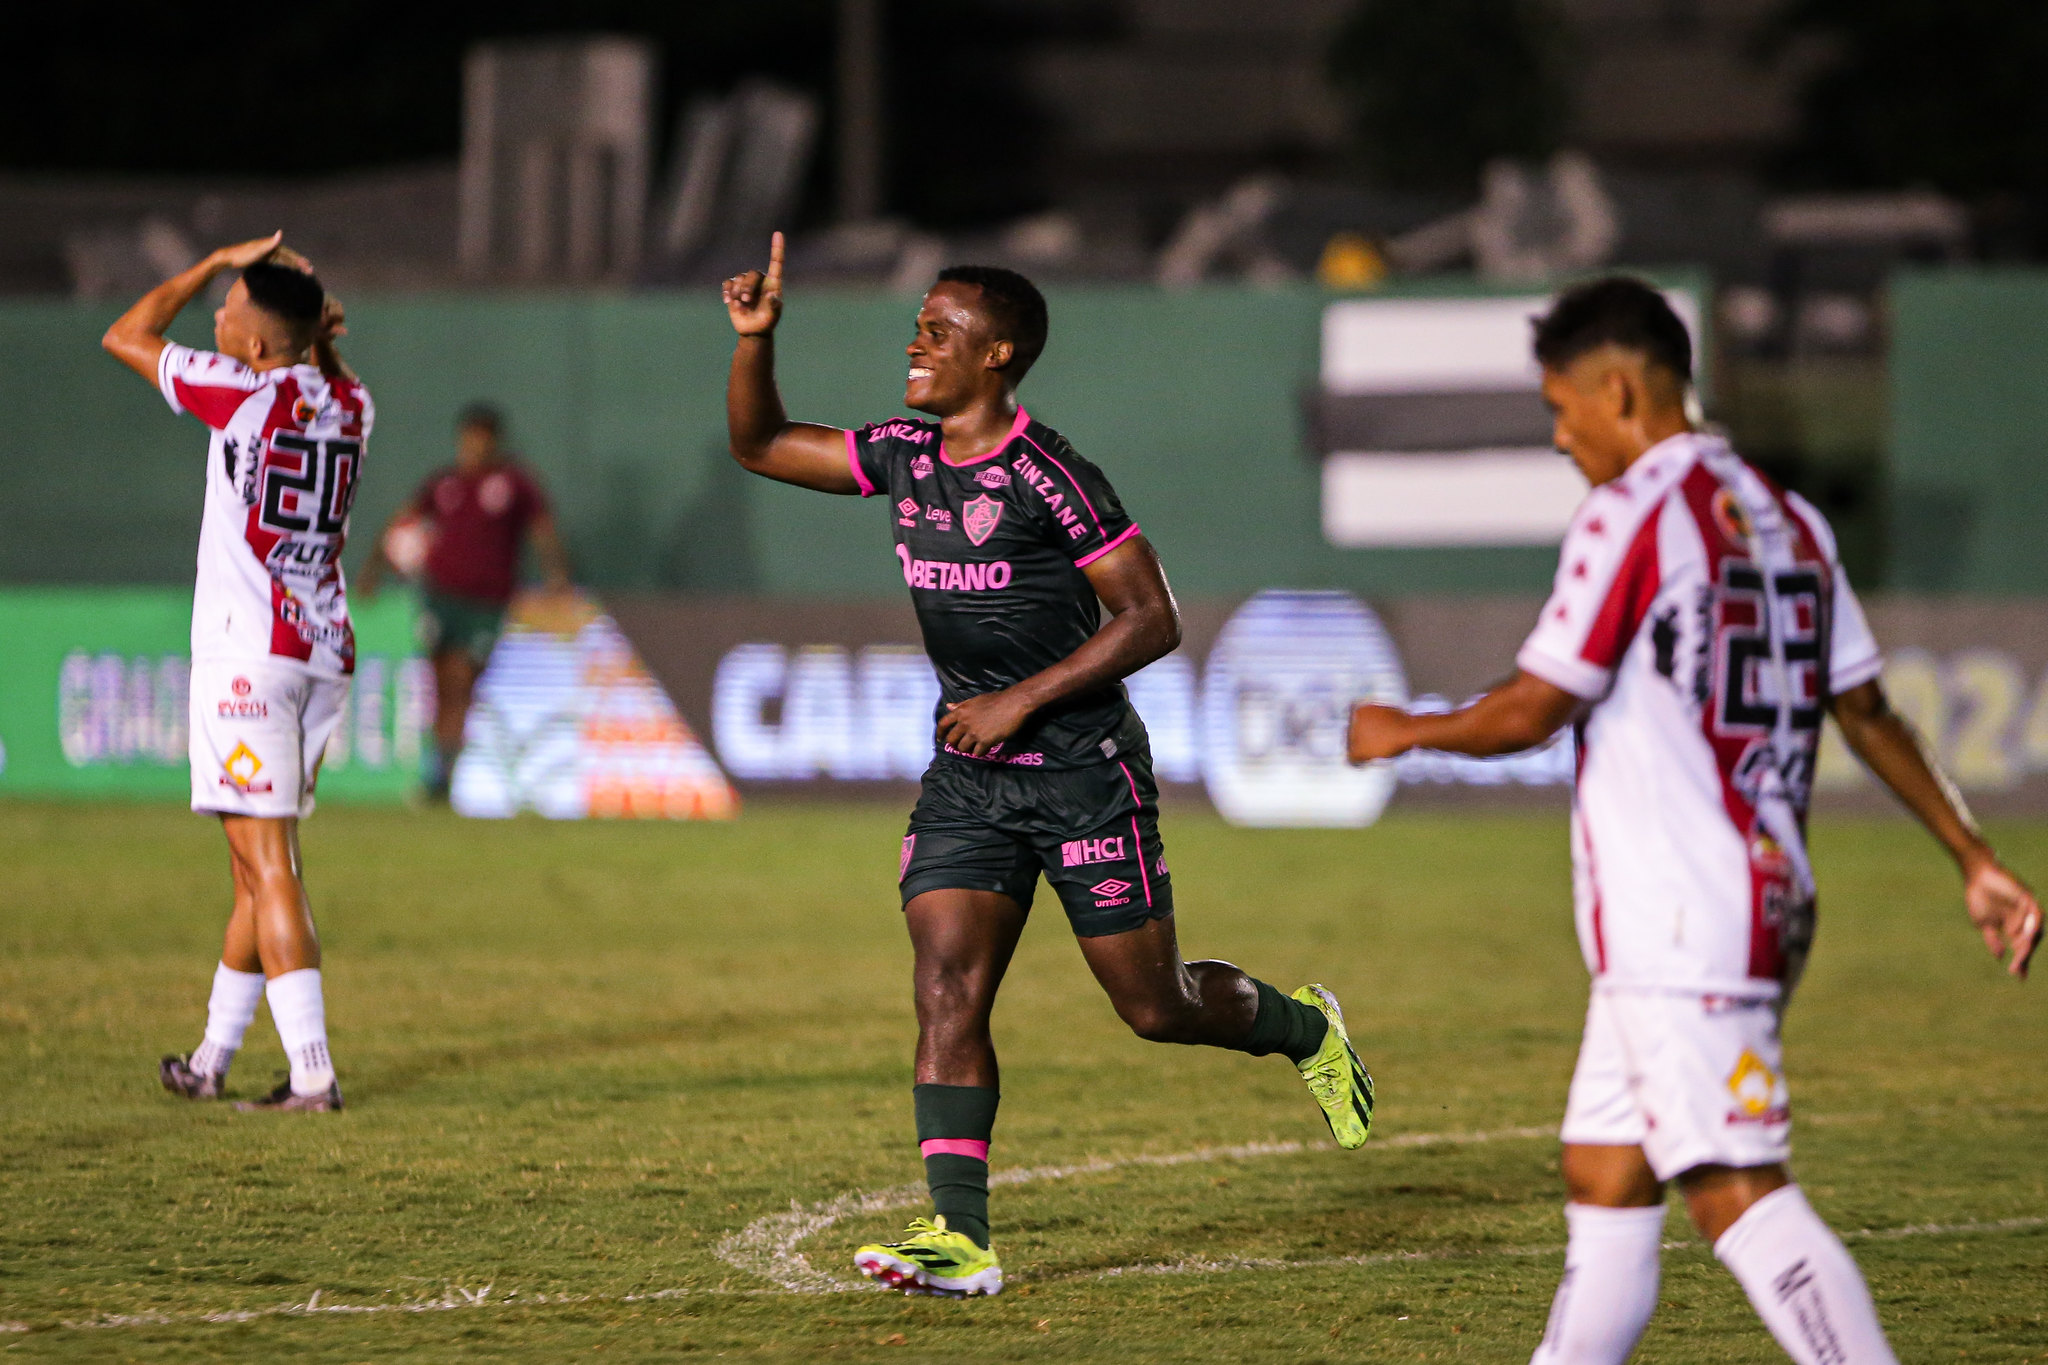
[1061,836,1126,867]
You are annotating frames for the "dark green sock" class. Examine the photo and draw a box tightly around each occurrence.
[1239,981,1329,1064]
[912,1083,999,1249]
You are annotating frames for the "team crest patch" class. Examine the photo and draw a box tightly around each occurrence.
[962,495,1004,546]
[1710,487,1753,549]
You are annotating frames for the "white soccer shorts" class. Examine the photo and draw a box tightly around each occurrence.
[189,659,349,820]
[1559,985,1792,1181]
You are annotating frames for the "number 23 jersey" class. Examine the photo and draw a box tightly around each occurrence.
[847,406,1147,769]
[159,343,373,677]
[1516,432,1883,995]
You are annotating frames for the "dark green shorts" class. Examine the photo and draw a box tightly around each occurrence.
[899,745,1174,938]
[418,590,507,666]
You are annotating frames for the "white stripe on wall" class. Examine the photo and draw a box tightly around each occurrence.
[1322,450,1589,547]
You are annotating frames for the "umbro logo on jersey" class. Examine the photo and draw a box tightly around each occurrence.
[1062,836,1127,868]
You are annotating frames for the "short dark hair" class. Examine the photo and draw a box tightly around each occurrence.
[240,262,325,346]
[1531,276,1692,383]
[935,265,1049,379]
[456,402,504,434]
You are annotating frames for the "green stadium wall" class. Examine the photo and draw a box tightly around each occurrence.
[1890,269,2048,594]
[0,282,1626,600]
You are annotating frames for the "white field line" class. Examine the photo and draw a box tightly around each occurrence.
[7,1127,2042,1336]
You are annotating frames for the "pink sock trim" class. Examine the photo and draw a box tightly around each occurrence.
[920,1138,990,1161]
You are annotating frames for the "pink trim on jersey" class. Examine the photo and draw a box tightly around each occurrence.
[1578,503,1665,670]
[920,1138,990,1161]
[1074,523,1141,568]
[1117,761,1154,907]
[845,428,876,496]
[939,406,1030,467]
[1019,432,1108,538]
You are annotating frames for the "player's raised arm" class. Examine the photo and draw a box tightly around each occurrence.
[935,534,1181,758]
[101,231,283,380]
[723,232,860,494]
[1829,678,2043,978]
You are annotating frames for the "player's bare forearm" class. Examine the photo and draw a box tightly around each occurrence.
[1831,678,2042,978]
[531,514,572,591]
[1348,670,1581,764]
[101,231,281,380]
[1831,680,1987,867]
[720,231,858,494]
[723,335,858,492]
[936,537,1180,757]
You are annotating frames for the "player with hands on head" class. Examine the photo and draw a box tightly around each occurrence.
[102,232,373,1113]
[721,232,1375,1299]
[1347,276,2040,1365]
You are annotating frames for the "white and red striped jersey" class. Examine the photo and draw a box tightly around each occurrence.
[158,343,372,677]
[1516,432,1883,995]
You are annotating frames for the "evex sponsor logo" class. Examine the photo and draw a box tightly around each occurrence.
[218,675,268,718]
[1010,451,1087,541]
[868,421,933,445]
[895,545,1012,591]
[1089,877,1133,908]
[1061,836,1127,868]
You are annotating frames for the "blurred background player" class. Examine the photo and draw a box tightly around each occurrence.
[1348,278,2042,1365]
[359,403,569,801]
[101,231,370,1113]
[721,232,1373,1299]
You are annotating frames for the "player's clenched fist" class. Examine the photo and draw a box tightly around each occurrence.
[724,231,786,336]
[1347,702,1412,765]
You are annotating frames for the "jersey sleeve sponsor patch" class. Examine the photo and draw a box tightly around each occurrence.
[158,343,270,430]
[1007,429,1139,565]
[850,419,939,497]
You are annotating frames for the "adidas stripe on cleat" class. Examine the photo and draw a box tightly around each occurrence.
[1292,984,1375,1149]
[854,1216,1003,1298]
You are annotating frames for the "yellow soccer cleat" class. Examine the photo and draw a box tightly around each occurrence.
[854,1216,1003,1298]
[1293,984,1375,1149]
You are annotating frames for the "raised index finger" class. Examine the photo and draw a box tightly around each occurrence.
[765,231,785,291]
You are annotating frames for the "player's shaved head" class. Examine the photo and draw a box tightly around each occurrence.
[1532,277,1692,393]
[935,266,1048,380]
[240,262,326,350]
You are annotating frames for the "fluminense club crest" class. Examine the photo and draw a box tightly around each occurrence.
[962,494,1004,546]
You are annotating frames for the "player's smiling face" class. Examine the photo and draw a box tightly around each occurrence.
[904,283,1011,416]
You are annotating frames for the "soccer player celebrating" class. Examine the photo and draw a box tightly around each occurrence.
[103,233,371,1112]
[1348,278,2042,1365]
[720,233,1372,1297]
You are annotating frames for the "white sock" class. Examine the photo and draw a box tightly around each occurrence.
[264,968,336,1096]
[1714,1184,1898,1365]
[1530,1202,1667,1364]
[190,963,265,1077]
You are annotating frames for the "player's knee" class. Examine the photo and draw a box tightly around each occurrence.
[1119,998,1194,1044]
[912,970,993,1027]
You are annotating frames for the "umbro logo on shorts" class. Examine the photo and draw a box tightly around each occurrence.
[1089,878,1133,908]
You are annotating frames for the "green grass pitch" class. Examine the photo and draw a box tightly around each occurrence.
[2,800,2044,1362]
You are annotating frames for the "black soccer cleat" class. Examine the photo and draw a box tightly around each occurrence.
[160,1054,228,1100]
[233,1078,344,1112]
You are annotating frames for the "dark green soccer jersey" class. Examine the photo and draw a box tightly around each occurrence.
[846,407,1149,770]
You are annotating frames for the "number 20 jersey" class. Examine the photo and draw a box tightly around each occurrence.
[1515,432,1883,995]
[158,343,373,677]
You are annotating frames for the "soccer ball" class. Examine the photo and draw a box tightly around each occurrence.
[382,513,432,578]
